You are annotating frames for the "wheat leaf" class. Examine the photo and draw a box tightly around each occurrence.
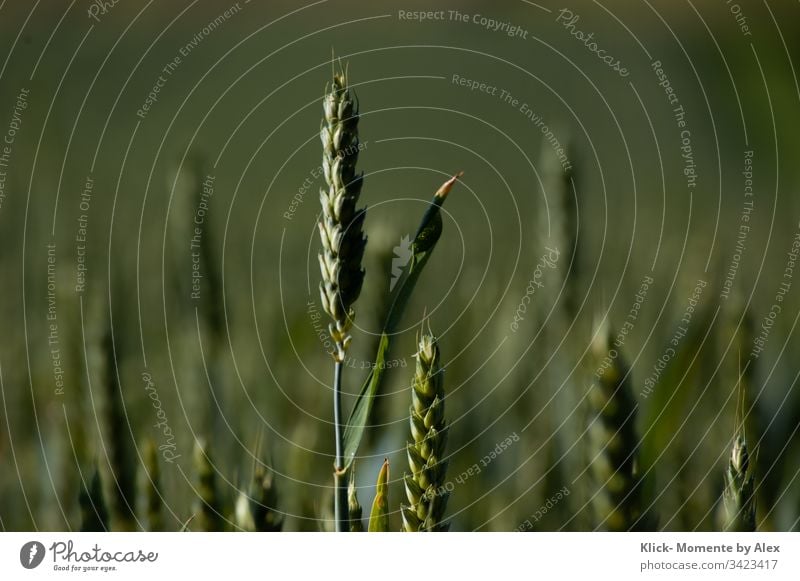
[342,173,461,468]
[368,459,390,532]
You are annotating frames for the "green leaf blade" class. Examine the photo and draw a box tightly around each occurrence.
[342,173,461,468]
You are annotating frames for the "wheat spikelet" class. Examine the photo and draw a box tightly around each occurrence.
[235,455,282,532]
[719,376,756,532]
[348,469,364,532]
[720,432,757,531]
[589,323,646,531]
[318,65,366,363]
[402,331,450,532]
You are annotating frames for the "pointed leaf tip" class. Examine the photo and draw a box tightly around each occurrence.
[368,459,390,532]
[434,171,463,200]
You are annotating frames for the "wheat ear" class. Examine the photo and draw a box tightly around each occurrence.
[318,64,366,363]
[721,433,756,531]
[318,62,367,532]
[720,374,756,532]
[402,331,450,532]
[589,323,646,531]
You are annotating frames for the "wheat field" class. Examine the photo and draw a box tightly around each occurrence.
[0,0,799,533]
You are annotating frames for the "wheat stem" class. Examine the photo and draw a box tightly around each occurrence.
[137,439,162,531]
[348,468,364,532]
[193,439,223,531]
[333,360,349,531]
[98,328,136,531]
[79,467,109,532]
[318,62,366,532]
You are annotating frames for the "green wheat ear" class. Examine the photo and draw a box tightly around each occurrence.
[589,321,648,531]
[402,330,450,532]
[234,444,283,532]
[318,64,366,363]
[721,433,757,531]
[720,374,756,532]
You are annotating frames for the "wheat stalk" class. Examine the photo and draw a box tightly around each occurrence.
[97,327,136,531]
[318,62,367,532]
[540,137,578,318]
[79,467,109,532]
[137,438,163,531]
[192,439,224,531]
[589,323,647,531]
[402,330,450,532]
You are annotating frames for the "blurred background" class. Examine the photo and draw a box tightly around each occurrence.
[0,0,799,531]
